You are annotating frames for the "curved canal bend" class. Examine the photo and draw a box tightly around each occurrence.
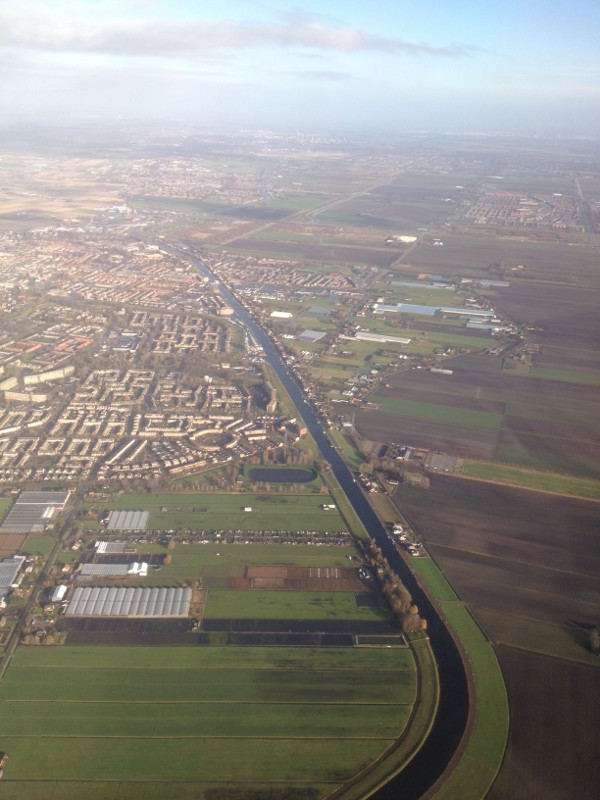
[189,252,470,800]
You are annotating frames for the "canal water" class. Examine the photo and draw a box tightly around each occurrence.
[189,251,470,799]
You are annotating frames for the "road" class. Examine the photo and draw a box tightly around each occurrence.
[220,166,411,246]
[0,494,82,678]
[572,172,599,249]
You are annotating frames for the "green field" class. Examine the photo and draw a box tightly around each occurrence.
[463,460,600,500]
[55,541,361,587]
[145,542,359,581]
[374,396,503,430]
[90,492,349,532]
[0,664,409,704]
[525,367,600,387]
[0,497,12,523]
[329,430,365,470]
[204,589,392,621]
[0,646,417,798]
[20,535,56,556]
[411,557,460,603]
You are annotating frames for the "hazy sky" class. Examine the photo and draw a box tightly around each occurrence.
[1,0,599,135]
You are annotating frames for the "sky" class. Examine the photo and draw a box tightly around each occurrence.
[1,0,599,135]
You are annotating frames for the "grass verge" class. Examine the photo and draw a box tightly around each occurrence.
[429,603,508,800]
[463,460,600,501]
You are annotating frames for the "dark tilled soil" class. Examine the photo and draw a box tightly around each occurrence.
[488,647,600,800]
[395,476,600,800]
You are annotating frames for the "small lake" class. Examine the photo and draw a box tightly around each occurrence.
[248,467,317,483]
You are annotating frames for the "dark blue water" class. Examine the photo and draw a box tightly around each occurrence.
[248,467,317,483]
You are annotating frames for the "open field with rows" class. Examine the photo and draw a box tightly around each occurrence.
[488,648,600,800]
[358,354,600,475]
[395,474,600,800]
[0,645,416,799]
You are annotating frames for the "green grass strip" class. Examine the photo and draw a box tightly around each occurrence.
[463,460,600,500]
[411,557,459,602]
[430,603,508,800]
[373,397,502,430]
[329,430,364,471]
[0,498,12,523]
[528,367,600,386]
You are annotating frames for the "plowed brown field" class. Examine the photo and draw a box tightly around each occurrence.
[394,475,600,800]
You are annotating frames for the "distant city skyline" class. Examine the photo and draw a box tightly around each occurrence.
[1,0,599,136]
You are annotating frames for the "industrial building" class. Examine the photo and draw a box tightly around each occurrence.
[373,302,495,321]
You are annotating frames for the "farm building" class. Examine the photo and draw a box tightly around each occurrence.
[16,491,69,506]
[0,556,26,600]
[0,490,70,534]
[65,586,191,618]
[352,332,411,345]
[77,562,149,581]
[373,302,495,321]
[50,584,68,603]
[106,510,149,531]
[95,541,128,554]
[297,330,326,342]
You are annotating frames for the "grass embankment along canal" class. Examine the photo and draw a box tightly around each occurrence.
[411,556,508,800]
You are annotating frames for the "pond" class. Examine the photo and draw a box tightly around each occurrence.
[247,467,317,483]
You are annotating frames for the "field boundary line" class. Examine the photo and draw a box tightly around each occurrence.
[0,734,396,741]
[12,665,416,672]
[428,541,600,580]
[0,699,412,706]
[0,778,333,785]
[494,640,600,667]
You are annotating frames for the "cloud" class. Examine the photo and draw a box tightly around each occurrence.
[0,6,475,59]
[287,70,355,82]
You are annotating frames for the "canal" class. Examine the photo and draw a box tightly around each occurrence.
[188,250,470,800]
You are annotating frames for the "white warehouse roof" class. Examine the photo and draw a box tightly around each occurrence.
[66,586,191,618]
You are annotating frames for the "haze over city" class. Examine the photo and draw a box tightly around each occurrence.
[1,0,599,135]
